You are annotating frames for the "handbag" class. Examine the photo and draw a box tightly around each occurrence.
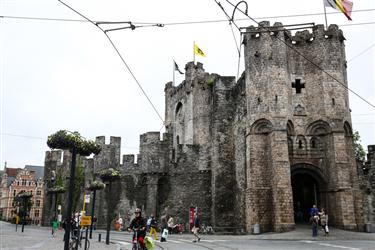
[325,225,329,233]
[162,228,169,239]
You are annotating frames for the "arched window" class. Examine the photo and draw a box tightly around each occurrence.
[311,137,317,148]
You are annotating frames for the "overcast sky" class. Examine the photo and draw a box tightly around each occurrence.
[0,0,374,169]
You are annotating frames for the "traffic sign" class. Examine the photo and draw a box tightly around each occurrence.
[80,215,92,226]
[84,194,90,203]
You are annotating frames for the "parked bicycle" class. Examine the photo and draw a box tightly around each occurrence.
[201,224,214,234]
[69,228,90,250]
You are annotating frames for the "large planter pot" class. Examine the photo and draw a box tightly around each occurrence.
[47,130,101,156]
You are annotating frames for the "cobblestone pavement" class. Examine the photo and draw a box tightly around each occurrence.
[1,222,375,250]
[0,221,117,250]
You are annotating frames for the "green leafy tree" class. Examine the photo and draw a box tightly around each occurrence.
[353,130,366,162]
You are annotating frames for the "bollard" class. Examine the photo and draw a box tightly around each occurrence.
[98,233,101,242]
[253,223,260,234]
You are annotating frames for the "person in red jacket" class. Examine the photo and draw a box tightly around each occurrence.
[128,208,147,249]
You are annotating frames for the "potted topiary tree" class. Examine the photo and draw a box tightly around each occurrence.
[86,180,105,239]
[15,191,33,233]
[47,130,101,250]
[98,168,121,245]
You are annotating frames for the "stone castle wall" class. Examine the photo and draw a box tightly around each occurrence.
[42,22,370,233]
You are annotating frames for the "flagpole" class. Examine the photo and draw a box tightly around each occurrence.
[323,1,328,29]
[173,60,175,86]
[193,41,195,64]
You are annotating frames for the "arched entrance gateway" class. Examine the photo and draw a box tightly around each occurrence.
[291,164,327,224]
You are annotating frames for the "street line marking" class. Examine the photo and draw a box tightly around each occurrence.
[167,240,182,243]
[179,239,194,242]
[300,240,361,250]
[117,241,131,245]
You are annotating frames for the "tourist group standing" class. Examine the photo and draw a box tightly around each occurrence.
[310,204,329,237]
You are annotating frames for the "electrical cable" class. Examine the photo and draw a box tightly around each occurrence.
[214,0,243,80]
[220,0,375,109]
[1,133,45,140]
[2,8,375,26]
[58,0,165,125]
[347,43,375,63]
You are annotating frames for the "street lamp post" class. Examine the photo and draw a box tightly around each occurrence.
[63,147,77,250]
[98,168,121,245]
[89,189,96,239]
[105,180,112,245]
[50,172,56,235]
[87,180,104,239]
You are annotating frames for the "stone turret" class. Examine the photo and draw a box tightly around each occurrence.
[244,22,362,232]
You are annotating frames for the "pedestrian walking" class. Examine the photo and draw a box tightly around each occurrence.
[311,214,319,237]
[92,215,97,230]
[192,213,201,243]
[167,216,175,234]
[149,214,158,240]
[310,204,319,217]
[146,215,152,232]
[160,214,168,242]
[319,208,329,236]
[51,217,58,238]
[117,216,123,231]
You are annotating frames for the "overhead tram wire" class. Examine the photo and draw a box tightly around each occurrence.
[214,0,243,80]
[57,0,165,125]
[221,0,375,109]
[2,8,375,26]
[347,43,375,63]
[1,133,46,140]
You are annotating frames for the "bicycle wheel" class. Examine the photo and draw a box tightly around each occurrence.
[69,241,76,250]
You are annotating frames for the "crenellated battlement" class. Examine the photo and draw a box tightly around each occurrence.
[140,132,161,145]
[122,154,135,165]
[245,22,345,45]
[95,136,121,146]
[164,62,214,98]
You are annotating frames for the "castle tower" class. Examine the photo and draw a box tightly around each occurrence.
[244,22,363,232]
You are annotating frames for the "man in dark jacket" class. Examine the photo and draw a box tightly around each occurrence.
[192,214,201,243]
[128,208,146,249]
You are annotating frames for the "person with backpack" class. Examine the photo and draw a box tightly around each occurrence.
[149,214,158,241]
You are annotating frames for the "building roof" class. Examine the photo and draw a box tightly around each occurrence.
[25,165,44,180]
[5,168,19,177]
[7,177,15,187]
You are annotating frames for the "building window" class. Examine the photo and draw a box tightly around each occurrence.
[35,210,40,218]
[36,200,41,207]
[13,190,16,196]
[36,190,41,196]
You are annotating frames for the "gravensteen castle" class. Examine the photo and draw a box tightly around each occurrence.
[43,22,375,233]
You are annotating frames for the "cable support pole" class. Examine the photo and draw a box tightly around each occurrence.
[58,0,165,124]
[213,0,241,32]
[223,0,375,109]
[214,0,243,80]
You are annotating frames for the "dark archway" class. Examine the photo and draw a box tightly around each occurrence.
[291,165,326,223]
